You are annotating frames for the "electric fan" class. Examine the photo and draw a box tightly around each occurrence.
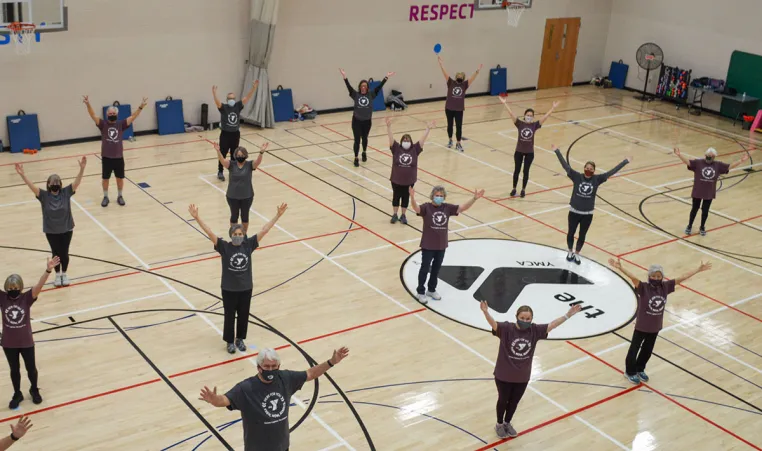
[633,43,664,102]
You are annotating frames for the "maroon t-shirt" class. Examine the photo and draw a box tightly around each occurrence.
[688,159,730,200]
[634,279,676,333]
[445,78,469,111]
[0,290,36,349]
[390,141,423,186]
[419,202,459,250]
[515,120,541,154]
[493,322,549,383]
[98,119,130,159]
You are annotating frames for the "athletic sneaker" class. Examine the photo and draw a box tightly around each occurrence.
[61,274,70,287]
[426,291,442,301]
[361,152,367,162]
[566,251,574,262]
[399,215,408,225]
[684,226,692,235]
[217,171,225,181]
[235,338,247,353]
[353,158,359,168]
[504,422,518,438]
[624,372,641,385]
[9,392,22,409]
[699,227,706,236]
[456,143,464,152]
[573,254,581,265]
[226,343,236,354]
[520,190,526,198]
[510,189,517,197]
[494,423,508,439]
[117,195,126,206]
[101,196,109,207]
[637,371,649,382]
[417,293,428,305]
[390,214,399,224]
[53,274,63,288]
[447,140,453,148]
[30,388,42,404]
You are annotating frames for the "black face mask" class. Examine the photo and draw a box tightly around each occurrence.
[108,115,118,122]
[456,78,464,83]
[7,289,20,299]
[235,156,246,163]
[49,185,61,193]
[705,157,714,163]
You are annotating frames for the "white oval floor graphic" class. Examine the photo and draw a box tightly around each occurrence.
[400,239,637,340]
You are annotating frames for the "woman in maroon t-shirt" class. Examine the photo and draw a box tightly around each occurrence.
[385,118,434,225]
[1,257,58,409]
[609,258,711,384]
[673,147,750,236]
[481,301,582,439]
[409,186,484,304]
[436,55,482,152]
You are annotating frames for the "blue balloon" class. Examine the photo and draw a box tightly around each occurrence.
[434,43,442,54]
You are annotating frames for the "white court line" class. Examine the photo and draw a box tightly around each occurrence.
[0,200,36,208]
[33,291,173,324]
[200,176,631,451]
[497,112,637,134]
[644,109,762,145]
[671,328,762,375]
[650,162,762,188]
[316,443,345,451]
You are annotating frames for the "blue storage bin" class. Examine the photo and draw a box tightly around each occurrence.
[271,85,294,123]
[368,78,386,112]
[156,97,186,135]
[7,111,41,153]
[102,103,134,139]
[608,60,629,89]
[490,65,507,96]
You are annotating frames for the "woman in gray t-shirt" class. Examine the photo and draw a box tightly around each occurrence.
[15,157,87,288]
[215,143,267,235]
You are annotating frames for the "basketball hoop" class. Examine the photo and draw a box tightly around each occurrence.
[502,1,526,27]
[7,22,36,55]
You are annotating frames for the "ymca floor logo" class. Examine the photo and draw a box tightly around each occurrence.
[400,239,637,340]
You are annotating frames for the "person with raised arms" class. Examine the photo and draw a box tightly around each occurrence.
[212,81,259,181]
[385,117,434,224]
[436,55,482,152]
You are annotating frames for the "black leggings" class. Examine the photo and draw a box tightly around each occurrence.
[495,379,528,424]
[417,249,446,294]
[513,152,535,190]
[226,197,253,224]
[625,329,658,375]
[221,289,253,344]
[567,212,594,252]
[3,347,38,394]
[45,231,73,272]
[688,198,713,229]
[218,130,241,173]
[392,183,413,209]
[445,109,464,142]
[351,117,372,157]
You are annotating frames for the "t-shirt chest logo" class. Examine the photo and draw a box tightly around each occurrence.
[358,96,370,107]
[648,295,666,314]
[578,182,594,196]
[399,153,413,166]
[4,305,25,326]
[229,252,249,272]
[452,86,463,97]
[107,127,119,143]
[228,112,239,125]
[432,211,448,227]
[261,392,287,419]
[701,166,716,180]
[520,127,534,140]
[510,337,532,358]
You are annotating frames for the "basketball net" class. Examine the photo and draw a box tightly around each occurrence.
[502,1,526,27]
[8,22,36,55]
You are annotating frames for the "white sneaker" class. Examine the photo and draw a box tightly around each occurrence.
[53,274,62,288]
[426,291,442,301]
[61,274,70,287]
[417,293,429,304]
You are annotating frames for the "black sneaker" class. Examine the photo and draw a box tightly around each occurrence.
[117,195,126,206]
[101,196,109,207]
[456,143,464,152]
[510,189,517,197]
[390,214,399,224]
[699,227,706,236]
[400,215,408,225]
[217,171,225,181]
[235,338,247,352]
[353,158,359,167]
[684,226,692,235]
[566,251,574,262]
[9,392,23,409]
[226,343,236,354]
[30,388,42,404]
[361,152,367,162]
[447,140,453,148]
[520,190,526,198]
[573,254,581,265]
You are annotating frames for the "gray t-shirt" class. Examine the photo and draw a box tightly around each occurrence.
[37,185,75,234]
[554,149,628,214]
[215,235,258,291]
[226,161,255,200]
[226,370,308,451]
[219,101,244,132]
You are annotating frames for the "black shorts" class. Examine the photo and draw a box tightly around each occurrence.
[102,157,125,179]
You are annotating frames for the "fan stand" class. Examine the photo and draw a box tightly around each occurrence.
[634,66,655,102]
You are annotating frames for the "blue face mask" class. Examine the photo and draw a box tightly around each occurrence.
[227,99,236,107]
[517,320,531,329]
[433,196,444,206]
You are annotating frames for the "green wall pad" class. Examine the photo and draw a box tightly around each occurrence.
[722,50,762,118]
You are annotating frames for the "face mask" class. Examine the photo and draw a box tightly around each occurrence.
[649,278,661,286]
[7,289,20,299]
[401,141,411,150]
[107,115,118,122]
[524,115,534,123]
[517,320,531,329]
[49,185,61,193]
[456,77,464,83]
[260,368,277,382]
[433,196,444,206]
[584,169,594,177]
[231,236,244,246]
[705,157,713,163]
[235,156,246,163]
[227,99,236,107]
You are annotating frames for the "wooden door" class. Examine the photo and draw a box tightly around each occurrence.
[537,17,581,89]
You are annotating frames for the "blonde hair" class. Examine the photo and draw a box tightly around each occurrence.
[516,305,534,320]
[455,72,466,80]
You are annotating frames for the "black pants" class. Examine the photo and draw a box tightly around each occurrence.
[417,249,446,294]
[45,231,73,272]
[351,117,372,157]
[392,183,413,209]
[221,289,253,344]
[688,198,713,229]
[567,212,594,252]
[219,130,241,173]
[625,329,658,375]
[445,109,464,142]
[495,379,528,424]
[513,152,535,190]
[3,347,38,394]
[226,197,253,224]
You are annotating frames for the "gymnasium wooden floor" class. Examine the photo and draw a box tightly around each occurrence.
[0,86,760,450]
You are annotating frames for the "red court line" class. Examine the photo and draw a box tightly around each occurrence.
[39,227,364,293]
[473,384,641,451]
[0,307,426,424]
[565,341,762,451]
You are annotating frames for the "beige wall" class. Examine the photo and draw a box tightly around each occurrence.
[269,0,613,111]
[0,0,250,144]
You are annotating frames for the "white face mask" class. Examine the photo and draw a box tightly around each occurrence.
[524,115,534,123]
[227,99,236,107]
[401,141,412,150]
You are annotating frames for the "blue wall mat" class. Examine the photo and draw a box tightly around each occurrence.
[271,86,294,122]
[156,99,185,135]
[368,79,386,112]
[7,113,41,153]
[608,61,629,89]
[102,104,134,139]
[490,66,507,96]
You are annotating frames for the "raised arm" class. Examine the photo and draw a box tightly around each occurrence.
[499,96,517,121]
[252,143,267,170]
[188,204,218,245]
[608,258,640,286]
[552,145,574,176]
[14,164,39,198]
[385,117,395,148]
[675,261,711,284]
[479,301,498,333]
[373,73,394,96]
[306,347,349,382]
[340,69,356,97]
[467,64,483,85]
[212,86,222,109]
[408,187,421,214]
[72,156,87,192]
[198,386,231,408]
[213,142,230,170]
[242,80,259,105]
[125,97,148,127]
[457,189,485,214]
[547,304,582,334]
[0,416,33,451]
[539,101,560,125]
[32,257,58,298]
[437,56,449,81]
[256,203,287,243]
[599,156,632,182]
[419,121,435,147]
[82,95,100,126]
[729,152,751,170]
[673,148,690,166]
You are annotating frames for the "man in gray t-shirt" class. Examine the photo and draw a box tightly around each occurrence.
[200,346,350,451]
[212,81,259,180]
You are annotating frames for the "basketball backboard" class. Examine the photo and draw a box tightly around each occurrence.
[474,0,532,11]
[0,0,66,33]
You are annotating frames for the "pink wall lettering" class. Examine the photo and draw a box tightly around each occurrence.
[409,3,474,21]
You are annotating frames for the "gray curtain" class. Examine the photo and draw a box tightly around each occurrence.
[240,0,279,128]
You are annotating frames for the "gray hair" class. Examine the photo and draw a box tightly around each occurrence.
[256,348,281,366]
[430,185,447,201]
[705,147,718,158]
[106,106,119,115]
[647,264,665,278]
[46,173,62,187]
[229,223,244,238]
[4,274,23,292]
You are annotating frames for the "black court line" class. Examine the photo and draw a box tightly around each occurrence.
[108,316,235,450]
[124,175,207,238]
